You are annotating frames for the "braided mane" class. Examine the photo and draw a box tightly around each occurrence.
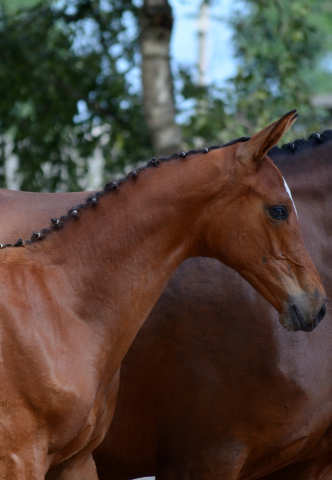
[269,129,332,157]
[3,130,332,249]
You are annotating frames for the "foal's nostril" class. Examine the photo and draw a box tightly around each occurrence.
[287,300,327,332]
[317,303,327,324]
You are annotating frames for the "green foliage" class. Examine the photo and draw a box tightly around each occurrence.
[230,0,331,132]
[1,0,42,13]
[181,0,332,147]
[0,0,151,191]
[1,0,332,190]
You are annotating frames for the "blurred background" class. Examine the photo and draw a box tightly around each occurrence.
[1,0,332,192]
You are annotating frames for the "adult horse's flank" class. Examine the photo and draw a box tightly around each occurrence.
[0,111,325,479]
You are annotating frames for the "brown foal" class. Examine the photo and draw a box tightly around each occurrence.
[93,129,332,480]
[0,111,325,479]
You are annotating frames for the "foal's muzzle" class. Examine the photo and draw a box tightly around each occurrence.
[280,297,327,332]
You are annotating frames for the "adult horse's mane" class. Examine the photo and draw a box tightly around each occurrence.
[269,128,332,157]
[4,129,332,249]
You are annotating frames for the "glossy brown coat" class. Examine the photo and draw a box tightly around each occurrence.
[0,112,323,479]
[92,131,332,480]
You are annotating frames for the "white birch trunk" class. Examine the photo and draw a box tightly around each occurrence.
[139,0,182,155]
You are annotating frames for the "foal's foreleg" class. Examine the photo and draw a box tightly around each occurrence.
[47,454,99,480]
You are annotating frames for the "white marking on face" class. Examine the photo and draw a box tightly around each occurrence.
[283,177,297,217]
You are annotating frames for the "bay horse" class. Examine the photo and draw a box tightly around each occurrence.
[0,111,324,479]
[89,130,332,480]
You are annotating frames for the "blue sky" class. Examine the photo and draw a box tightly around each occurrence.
[170,0,238,86]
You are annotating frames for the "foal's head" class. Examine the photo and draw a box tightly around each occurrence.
[197,110,326,332]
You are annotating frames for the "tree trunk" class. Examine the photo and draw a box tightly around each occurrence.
[139,0,182,155]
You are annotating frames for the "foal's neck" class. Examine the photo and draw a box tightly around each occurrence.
[23,152,227,346]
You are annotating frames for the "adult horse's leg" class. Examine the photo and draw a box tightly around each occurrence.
[260,454,332,480]
[155,444,247,480]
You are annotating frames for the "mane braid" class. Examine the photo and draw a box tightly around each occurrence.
[0,136,257,249]
[269,129,332,158]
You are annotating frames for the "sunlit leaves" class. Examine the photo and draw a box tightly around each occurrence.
[1,0,332,190]
[180,0,332,147]
[0,0,150,191]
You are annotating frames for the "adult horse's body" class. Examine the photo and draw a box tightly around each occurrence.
[90,131,332,479]
[0,111,323,479]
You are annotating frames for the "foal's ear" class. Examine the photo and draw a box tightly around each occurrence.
[239,109,298,163]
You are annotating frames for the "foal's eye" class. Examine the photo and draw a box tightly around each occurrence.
[268,206,289,220]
